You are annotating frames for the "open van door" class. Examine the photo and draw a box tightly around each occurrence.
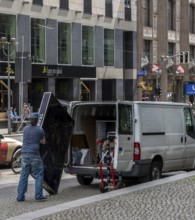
[114,102,135,172]
[37,92,74,194]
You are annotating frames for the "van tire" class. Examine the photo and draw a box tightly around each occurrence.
[138,161,162,183]
[77,175,93,185]
[149,161,162,181]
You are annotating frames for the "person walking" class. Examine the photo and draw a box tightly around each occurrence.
[16,112,47,202]
[23,104,31,120]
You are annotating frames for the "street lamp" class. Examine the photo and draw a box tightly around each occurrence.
[1,37,16,134]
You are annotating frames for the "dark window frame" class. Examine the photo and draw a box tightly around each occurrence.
[125,0,131,21]
[105,0,113,18]
[168,0,174,30]
[84,0,92,14]
[60,0,69,10]
[33,0,43,5]
[143,0,150,27]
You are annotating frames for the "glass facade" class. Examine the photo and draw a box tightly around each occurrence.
[31,18,45,63]
[82,26,94,66]
[0,13,16,61]
[58,22,71,64]
[104,29,114,66]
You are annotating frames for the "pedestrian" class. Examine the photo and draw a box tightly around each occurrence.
[16,112,47,202]
[23,104,31,120]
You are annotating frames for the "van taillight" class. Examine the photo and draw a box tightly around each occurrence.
[134,142,141,160]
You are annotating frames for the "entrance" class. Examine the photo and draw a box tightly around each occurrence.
[80,79,96,101]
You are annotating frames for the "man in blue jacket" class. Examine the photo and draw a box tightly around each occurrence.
[16,112,46,202]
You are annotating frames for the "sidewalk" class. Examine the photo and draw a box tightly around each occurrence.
[3,171,195,220]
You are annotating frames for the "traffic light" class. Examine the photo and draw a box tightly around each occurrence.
[179,51,189,64]
[155,87,161,96]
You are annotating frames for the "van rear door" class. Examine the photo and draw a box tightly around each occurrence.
[114,102,134,172]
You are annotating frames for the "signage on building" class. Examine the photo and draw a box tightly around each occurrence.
[137,69,147,76]
[42,66,63,77]
[176,65,184,74]
[186,84,195,95]
[151,64,160,73]
[32,65,96,78]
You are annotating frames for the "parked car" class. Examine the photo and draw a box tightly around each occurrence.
[0,134,22,174]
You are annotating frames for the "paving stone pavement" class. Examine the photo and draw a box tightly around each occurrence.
[3,171,195,220]
[2,128,195,219]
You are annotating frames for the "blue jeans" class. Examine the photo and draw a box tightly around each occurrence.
[17,153,44,201]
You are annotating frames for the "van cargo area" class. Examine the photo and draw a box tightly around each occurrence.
[69,104,116,169]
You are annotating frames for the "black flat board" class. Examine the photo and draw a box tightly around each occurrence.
[37,92,74,194]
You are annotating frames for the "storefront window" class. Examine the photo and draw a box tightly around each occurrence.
[56,79,73,100]
[31,18,45,63]
[82,26,94,66]
[104,29,114,66]
[28,79,47,111]
[58,22,71,64]
[0,13,16,61]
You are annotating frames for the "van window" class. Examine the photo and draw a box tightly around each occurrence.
[118,104,132,134]
[184,107,195,136]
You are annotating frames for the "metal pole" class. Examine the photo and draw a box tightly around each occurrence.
[7,43,11,134]
[19,36,24,116]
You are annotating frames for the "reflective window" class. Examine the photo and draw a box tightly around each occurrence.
[33,0,43,5]
[184,107,195,135]
[82,26,94,66]
[168,0,174,30]
[105,0,112,18]
[125,0,131,21]
[190,4,195,34]
[118,104,132,134]
[143,40,151,62]
[104,29,114,66]
[58,22,71,64]
[143,0,150,27]
[0,14,16,61]
[60,0,69,10]
[84,0,92,14]
[31,18,45,63]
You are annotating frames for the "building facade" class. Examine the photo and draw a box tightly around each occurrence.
[0,0,137,114]
[137,0,195,103]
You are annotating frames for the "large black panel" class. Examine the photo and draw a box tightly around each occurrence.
[37,92,74,194]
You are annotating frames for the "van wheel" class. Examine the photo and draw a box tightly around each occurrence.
[149,161,162,181]
[77,175,93,185]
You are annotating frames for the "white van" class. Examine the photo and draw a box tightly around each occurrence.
[64,101,195,185]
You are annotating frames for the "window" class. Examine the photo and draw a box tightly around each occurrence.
[168,0,174,30]
[190,45,195,61]
[105,0,112,18]
[143,0,150,27]
[84,0,92,14]
[31,18,45,63]
[104,29,114,66]
[190,4,195,34]
[143,40,151,62]
[189,45,195,74]
[118,104,132,135]
[0,14,16,61]
[168,43,174,57]
[82,26,94,65]
[167,43,175,73]
[60,0,69,10]
[33,0,43,5]
[58,22,71,64]
[125,0,131,21]
[184,108,195,137]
